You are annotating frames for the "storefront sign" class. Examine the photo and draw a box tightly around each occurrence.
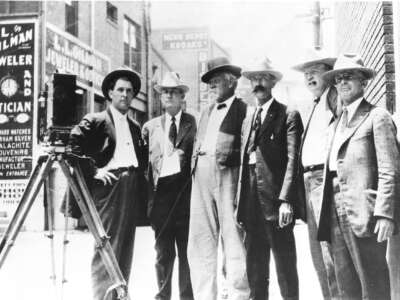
[0,21,36,180]
[163,31,209,50]
[45,23,110,93]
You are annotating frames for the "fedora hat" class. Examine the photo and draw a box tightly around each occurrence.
[101,67,141,100]
[322,53,376,84]
[201,57,242,83]
[242,57,283,81]
[292,48,336,72]
[154,71,189,93]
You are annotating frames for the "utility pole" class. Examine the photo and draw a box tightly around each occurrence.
[312,2,321,50]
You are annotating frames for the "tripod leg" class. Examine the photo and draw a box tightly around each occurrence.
[61,187,71,300]
[0,154,55,269]
[58,159,131,300]
[44,177,57,285]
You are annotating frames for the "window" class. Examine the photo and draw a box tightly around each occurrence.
[106,2,118,24]
[123,17,141,73]
[65,1,78,37]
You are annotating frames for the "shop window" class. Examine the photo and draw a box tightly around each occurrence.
[106,2,118,24]
[65,1,78,37]
[123,17,141,74]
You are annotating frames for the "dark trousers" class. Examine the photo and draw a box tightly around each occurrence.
[245,165,299,300]
[304,169,338,299]
[151,174,193,300]
[330,176,390,300]
[91,169,139,300]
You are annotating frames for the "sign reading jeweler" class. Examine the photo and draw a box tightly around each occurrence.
[0,21,35,180]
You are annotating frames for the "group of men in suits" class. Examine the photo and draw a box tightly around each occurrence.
[67,50,399,300]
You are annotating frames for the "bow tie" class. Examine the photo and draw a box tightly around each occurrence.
[217,103,227,110]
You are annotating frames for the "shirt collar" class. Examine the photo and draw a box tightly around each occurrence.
[109,104,127,122]
[215,95,235,112]
[257,97,274,113]
[166,109,182,123]
[344,97,363,121]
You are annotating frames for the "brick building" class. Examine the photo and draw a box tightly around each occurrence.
[0,1,151,230]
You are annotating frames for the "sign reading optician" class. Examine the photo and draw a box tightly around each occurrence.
[45,23,110,94]
[0,21,36,181]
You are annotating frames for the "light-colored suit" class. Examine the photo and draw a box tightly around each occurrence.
[187,97,250,300]
[318,99,400,300]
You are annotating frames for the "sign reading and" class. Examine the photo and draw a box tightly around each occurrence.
[0,21,35,180]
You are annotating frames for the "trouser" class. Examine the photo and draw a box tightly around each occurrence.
[330,176,390,300]
[91,169,139,300]
[388,235,400,299]
[246,164,299,300]
[304,169,338,299]
[187,154,250,300]
[151,174,193,300]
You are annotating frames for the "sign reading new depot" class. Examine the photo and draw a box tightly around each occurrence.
[0,21,36,180]
[163,31,209,50]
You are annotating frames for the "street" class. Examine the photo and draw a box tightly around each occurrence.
[0,223,322,300]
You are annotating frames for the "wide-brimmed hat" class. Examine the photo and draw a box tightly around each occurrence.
[201,57,242,83]
[292,49,336,72]
[101,67,141,100]
[242,57,283,81]
[322,53,376,84]
[154,72,189,93]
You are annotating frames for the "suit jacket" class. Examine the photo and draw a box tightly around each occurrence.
[142,111,197,216]
[236,99,304,228]
[317,99,400,241]
[63,108,148,221]
[191,97,247,173]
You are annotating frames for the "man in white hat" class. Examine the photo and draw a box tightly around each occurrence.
[318,53,400,300]
[188,57,250,300]
[236,58,303,300]
[292,50,339,299]
[142,72,195,300]
[68,68,147,300]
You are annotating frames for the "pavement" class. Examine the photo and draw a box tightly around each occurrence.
[0,223,323,300]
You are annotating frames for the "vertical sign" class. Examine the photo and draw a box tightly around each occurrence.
[198,51,209,110]
[0,22,35,180]
[0,20,36,213]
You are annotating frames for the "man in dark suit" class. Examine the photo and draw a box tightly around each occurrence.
[318,54,400,300]
[142,72,195,300]
[68,68,147,300]
[187,57,250,300]
[292,51,339,299]
[236,58,304,300]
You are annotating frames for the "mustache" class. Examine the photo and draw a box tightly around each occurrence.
[252,85,267,93]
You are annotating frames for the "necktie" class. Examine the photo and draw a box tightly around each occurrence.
[339,107,348,133]
[217,103,226,110]
[169,116,177,147]
[252,107,263,150]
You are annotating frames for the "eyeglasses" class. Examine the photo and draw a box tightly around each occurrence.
[334,73,362,84]
[248,74,273,82]
[161,88,182,95]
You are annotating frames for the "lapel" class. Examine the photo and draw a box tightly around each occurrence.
[105,108,116,144]
[176,112,192,147]
[337,99,372,152]
[153,116,166,155]
[259,99,279,138]
[196,104,215,150]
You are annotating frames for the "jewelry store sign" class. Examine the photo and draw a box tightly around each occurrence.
[46,23,110,93]
[0,20,36,181]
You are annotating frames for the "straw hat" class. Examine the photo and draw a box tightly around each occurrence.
[154,72,189,93]
[292,48,336,72]
[242,57,283,81]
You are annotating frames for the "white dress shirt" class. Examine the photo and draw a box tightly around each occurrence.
[104,105,138,170]
[249,98,274,164]
[200,95,235,154]
[329,97,363,171]
[302,89,333,167]
[160,110,182,177]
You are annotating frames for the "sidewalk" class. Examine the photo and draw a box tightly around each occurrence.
[0,224,322,300]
